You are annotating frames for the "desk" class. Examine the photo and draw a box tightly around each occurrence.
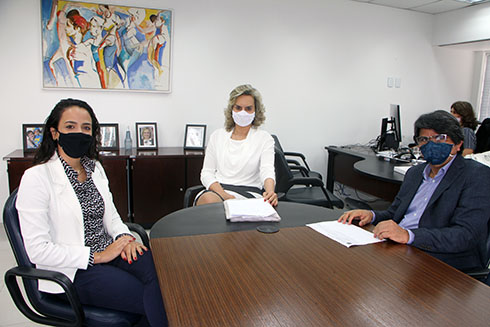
[150,204,490,327]
[150,202,345,238]
[326,145,405,202]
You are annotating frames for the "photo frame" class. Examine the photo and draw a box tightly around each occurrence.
[22,124,44,153]
[41,0,173,92]
[100,123,119,151]
[184,124,206,150]
[136,122,158,150]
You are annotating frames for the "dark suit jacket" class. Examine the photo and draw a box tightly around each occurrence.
[373,155,490,271]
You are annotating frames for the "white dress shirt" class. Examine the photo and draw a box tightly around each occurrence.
[200,127,275,189]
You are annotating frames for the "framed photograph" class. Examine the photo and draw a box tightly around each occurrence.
[23,124,44,153]
[184,124,206,150]
[100,123,119,151]
[136,122,158,150]
[41,0,173,92]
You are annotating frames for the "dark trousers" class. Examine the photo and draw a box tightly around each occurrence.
[73,250,168,327]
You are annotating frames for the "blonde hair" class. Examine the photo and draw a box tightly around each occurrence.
[224,84,266,131]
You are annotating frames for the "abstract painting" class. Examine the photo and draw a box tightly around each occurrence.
[41,0,172,92]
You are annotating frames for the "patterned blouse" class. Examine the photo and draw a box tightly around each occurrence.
[59,153,123,266]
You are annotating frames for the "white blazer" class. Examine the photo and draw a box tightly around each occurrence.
[16,154,130,293]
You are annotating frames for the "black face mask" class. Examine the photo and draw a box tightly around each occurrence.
[57,131,93,158]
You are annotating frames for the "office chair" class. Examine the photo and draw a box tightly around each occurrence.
[464,223,490,283]
[475,118,490,154]
[3,189,147,327]
[183,185,206,208]
[271,134,323,179]
[274,146,344,209]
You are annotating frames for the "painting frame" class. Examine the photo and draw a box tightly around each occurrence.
[99,123,119,151]
[184,124,206,150]
[136,122,158,150]
[23,124,45,153]
[40,0,173,93]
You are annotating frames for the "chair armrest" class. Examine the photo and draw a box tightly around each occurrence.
[288,164,310,176]
[125,222,149,248]
[286,159,302,166]
[5,266,84,326]
[287,177,325,189]
[284,151,311,170]
[184,185,206,208]
[284,151,306,160]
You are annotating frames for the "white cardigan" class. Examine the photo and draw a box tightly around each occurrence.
[200,127,275,189]
[16,154,130,293]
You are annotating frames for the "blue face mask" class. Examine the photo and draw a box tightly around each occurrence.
[420,141,453,165]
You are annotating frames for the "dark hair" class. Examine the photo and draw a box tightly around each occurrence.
[34,99,101,164]
[414,110,464,145]
[451,101,478,130]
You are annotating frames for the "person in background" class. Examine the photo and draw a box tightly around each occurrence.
[196,84,277,206]
[338,110,490,272]
[450,101,478,156]
[16,98,167,326]
[140,127,154,146]
[26,130,37,148]
[33,128,43,146]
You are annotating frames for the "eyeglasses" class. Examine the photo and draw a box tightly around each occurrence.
[415,134,448,145]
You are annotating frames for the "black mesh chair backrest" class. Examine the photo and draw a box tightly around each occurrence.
[475,118,490,154]
[271,135,284,153]
[274,146,294,193]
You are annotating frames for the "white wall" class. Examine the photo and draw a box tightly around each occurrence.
[0,0,475,210]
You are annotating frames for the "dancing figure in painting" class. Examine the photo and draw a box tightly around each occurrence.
[147,12,170,78]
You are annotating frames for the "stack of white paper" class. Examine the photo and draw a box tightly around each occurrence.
[394,165,410,175]
[307,221,384,247]
[223,198,281,222]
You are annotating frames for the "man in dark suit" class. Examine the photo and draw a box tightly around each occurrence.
[339,110,490,271]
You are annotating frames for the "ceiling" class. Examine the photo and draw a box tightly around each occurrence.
[349,0,490,15]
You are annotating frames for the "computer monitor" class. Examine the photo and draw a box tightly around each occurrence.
[377,105,401,151]
[390,104,402,144]
[377,118,388,151]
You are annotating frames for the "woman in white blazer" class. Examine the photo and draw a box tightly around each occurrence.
[196,84,278,206]
[16,99,167,326]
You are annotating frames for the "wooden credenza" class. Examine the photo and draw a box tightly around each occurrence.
[3,148,204,228]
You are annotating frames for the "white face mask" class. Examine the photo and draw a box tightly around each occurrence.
[232,110,255,127]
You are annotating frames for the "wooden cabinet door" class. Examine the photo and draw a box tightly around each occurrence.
[7,156,129,222]
[131,157,185,227]
[100,158,129,221]
[186,157,204,188]
[6,160,34,193]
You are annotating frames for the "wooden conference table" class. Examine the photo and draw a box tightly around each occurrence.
[150,202,490,327]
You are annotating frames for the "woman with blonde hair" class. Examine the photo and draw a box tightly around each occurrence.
[196,84,277,206]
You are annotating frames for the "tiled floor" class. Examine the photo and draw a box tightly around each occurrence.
[0,224,45,326]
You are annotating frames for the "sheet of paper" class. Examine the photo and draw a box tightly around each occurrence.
[224,198,281,222]
[307,221,383,247]
[394,165,410,175]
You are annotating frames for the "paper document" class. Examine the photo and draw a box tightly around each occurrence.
[224,198,281,222]
[394,165,410,175]
[307,221,383,247]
